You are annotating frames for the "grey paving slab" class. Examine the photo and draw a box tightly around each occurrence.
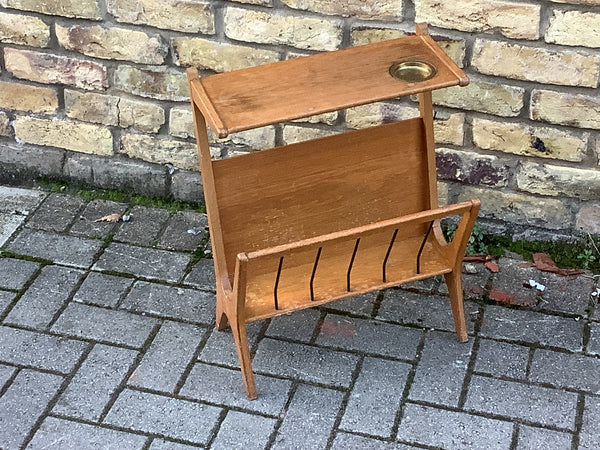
[408,331,472,407]
[52,302,158,348]
[480,305,584,351]
[180,362,291,416]
[474,338,529,379]
[536,272,595,316]
[588,322,600,356]
[113,205,171,246]
[252,338,359,388]
[93,242,191,282]
[0,369,63,449]
[272,384,343,450]
[73,271,134,308]
[53,344,137,421]
[69,199,129,238]
[104,389,221,445]
[0,326,87,373]
[199,322,263,367]
[129,321,207,393]
[340,357,410,437]
[210,410,276,450]
[516,425,573,450]
[529,349,600,394]
[489,257,541,307]
[0,363,16,391]
[121,281,214,325]
[437,267,491,301]
[332,432,416,449]
[0,257,40,290]
[0,186,46,214]
[321,291,378,317]
[397,403,514,450]
[5,265,83,330]
[316,314,422,360]
[401,276,439,294]
[377,290,479,334]
[266,308,321,343]
[580,396,600,450]
[157,210,208,251]
[6,229,104,268]
[0,212,24,247]
[464,375,578,430]
[26,417,147,450]
[184,258,216,291]
[0,290,14,316]
[149,439,200,450]
[26,193,85,232]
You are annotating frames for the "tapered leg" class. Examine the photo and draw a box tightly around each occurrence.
[230,318,257,400]
[444,271,468,343]
[215,294,229,331]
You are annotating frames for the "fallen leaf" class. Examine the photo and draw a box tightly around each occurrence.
[485,261,500,273]
[532,253,583,276]
[464,255,492,262]
[94,213,122,223]
[518,262,535,268]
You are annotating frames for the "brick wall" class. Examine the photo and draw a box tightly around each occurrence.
[0,0,599,238]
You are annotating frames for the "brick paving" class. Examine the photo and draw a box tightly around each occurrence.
[0,184,599,449]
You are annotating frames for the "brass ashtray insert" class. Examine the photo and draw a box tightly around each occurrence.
[389,60,437,83]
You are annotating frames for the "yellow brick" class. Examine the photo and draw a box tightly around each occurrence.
[0,81,58,113]
[530,89,600,130]
[120,134,197,170]
[546,10,600,48]
[281,0,403,20]
[113,65,188,101]
[3,0,101,19]
[517,162,600,201]
[0,12,49,47]
[282,125,338,144]
[0,111,10,136]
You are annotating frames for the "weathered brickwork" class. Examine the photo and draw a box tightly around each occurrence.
[0,0,598,238]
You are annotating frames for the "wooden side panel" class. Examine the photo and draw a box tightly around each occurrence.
[212,118,429,279]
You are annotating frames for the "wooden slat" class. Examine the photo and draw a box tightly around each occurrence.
[190,33,468,137]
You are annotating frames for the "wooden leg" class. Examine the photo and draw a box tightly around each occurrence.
[230,318,257,400]
[215,294,229,331]
[444,271,468,343]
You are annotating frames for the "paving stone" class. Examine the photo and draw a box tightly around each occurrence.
[0,369,63,449]
[480,306,584,351]
[0,363,16,391]
[316,314,422,360]
[321,291,378,317]
[408,331,472,407]
[535,272,595,316]
[332,432,416,449]
[69,199,129,238]
[121,281,214,324]
[266,308,321,343]
[580,396,600,450]
[341,357,410,437]
[589,322,600,356]
[0,186,46,215]
[52,302,158,348]
[272,384,343,450]
[211,410,276,450]
[6,229,104,268]
[489,258,541,307]
[27,417,147,450]
[183,258,216,291]
[0,326,87,373]
[5,265,83,329]
[180,362,291,416]
[0,258,40,289]
[129,321,207,393]
[0,212,24,248]
[377,290,479,334]
[516,425,573,450]
[53,344,137,421]
[401,276,439,294]
[157,210,208,251]
[464,375,578,430]
[73,271,134,308]
[0,290,14,316]
[436,269,491,301]
[253,338,359,388]
[529,349,600,394]
[113,205,171,246]
[397,403,514,449]
[149,440,200,450]
[104,389,221,445]
[93,242,191,282]
[26,193,85,232]
[474,338,529,379]
[199,322,263,367]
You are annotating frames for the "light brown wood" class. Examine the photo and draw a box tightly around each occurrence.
[186,23,479,399]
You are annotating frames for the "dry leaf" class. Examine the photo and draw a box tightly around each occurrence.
[532,253,583,276]
[485,261,500,273]
[94,213,122,223]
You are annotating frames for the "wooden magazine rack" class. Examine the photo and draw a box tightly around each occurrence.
[187,23,480,400]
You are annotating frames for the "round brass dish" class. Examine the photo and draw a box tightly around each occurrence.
[389,60,437,83]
